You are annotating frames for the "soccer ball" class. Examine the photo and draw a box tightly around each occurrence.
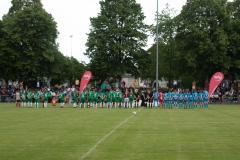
[132,111,136,115]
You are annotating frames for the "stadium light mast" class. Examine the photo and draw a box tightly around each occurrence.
[70,35,73,57]
[156,0,159,91]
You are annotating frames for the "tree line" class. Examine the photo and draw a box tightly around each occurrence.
[1,0,240,88]
[143,0,240,88]
[0,0,87,86]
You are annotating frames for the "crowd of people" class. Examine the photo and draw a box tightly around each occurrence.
[11,85,210,109]
[209,80,240,103]
[1,78,240,107]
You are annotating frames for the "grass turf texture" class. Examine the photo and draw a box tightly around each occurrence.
[0,103,239,160]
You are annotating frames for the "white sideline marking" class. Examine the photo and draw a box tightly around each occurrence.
[79,108,142,160]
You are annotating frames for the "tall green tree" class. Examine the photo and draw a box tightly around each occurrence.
[1,0,59,79]
[175,0,231,84]
[85,0,149,81]
[227,0,240,80]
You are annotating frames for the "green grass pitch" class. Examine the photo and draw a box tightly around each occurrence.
[0,103,239,160]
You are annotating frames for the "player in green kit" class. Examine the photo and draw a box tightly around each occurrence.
[73,90,79,108]
[43,90,49,108]
[100,90,106,108]
[107,90,112,108]
[129,89,134,108]
[21,89,26,107]
[88,89,93,108]
[34,90,40,108]
[117,89,123,108]
[93,89,98,108]
[112,90,117,108]
[59,90,65,108]
[27,89,33,108]
[80,90,86,108]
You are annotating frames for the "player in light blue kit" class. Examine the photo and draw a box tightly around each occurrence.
[203,89,209,109]
[183,90,189,109]
[198,90,204,109]
[163,91,169,109]
[193,90,198,109]
[178,89,184,109]
[188,92,194,109]
[173,90,179,109]
[152,89,159,107]
[168,90,173,109]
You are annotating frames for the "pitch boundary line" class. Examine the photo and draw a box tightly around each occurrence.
[79,108,142,160]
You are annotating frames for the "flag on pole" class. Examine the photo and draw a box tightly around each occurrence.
[79,71,92,97]
[208,72,224,100]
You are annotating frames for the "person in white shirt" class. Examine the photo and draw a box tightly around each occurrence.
[36,80,40,89]
[8,80,13,89]
[140,81,144,88]
[173,80,177,90]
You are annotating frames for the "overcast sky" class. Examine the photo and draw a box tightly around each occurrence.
[0,0,187,63]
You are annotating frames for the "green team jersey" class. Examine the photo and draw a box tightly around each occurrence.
[107,92,112,102]
[118,92,123,100]
[111,92,117,102]
[21,92,26,101]
[27,91,33,100]
[47,92,51,97]
[81,92,86,99]
[100,92,105,100]
[60,92,65,100]
[88,91,93,100]
[43,92,49,101]
[112,92,117,100]
[73,92,78,101]
[129,93,134,102]
[34,92,40,100]
[129,92,134,100]
[93,92,98,100]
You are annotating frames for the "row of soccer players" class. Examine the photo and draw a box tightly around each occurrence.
[152,89,209,109]
[77,88,139,108]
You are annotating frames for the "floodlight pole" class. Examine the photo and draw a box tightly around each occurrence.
[156,0,159,91]
[70,35,73,57]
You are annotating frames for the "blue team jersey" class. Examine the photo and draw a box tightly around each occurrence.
[193,92,198,101]
[153,92,158,100]
[199,93,203,101]
[172,92,175,99]
[164,93,168,101]
[203,90,208,101]
[188,93,193,102]
[174,92,179,99]
[173,92,179,100]
[203,90,208,98]
[168,92,173,100]
[184,93,188,101]
[187,92,191,98]
[179,94,184,102]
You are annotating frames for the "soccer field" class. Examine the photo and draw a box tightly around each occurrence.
[0,103,239,160]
